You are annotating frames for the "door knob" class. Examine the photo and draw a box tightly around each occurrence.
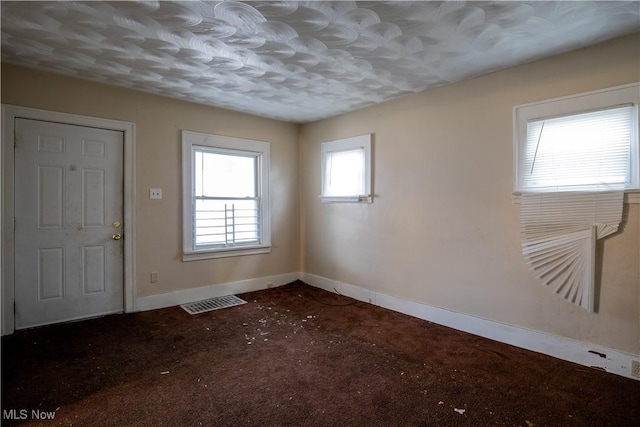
[112,233,122,240]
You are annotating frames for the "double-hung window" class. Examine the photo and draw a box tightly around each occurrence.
[514,83,639,311]
[182,131,270,260]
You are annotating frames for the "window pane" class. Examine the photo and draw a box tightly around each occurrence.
[524,106,633,191]
[195,150,256,198]
[194,199,227,246]
[194,199,259,247]
[324,148,365,197]
[193,148,260,248]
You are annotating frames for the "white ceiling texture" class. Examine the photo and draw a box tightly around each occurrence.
[2,1,639,123]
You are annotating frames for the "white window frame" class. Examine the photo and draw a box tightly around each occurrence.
[513,83,640,202]
[182,130,270,261]
[320,134,373,203]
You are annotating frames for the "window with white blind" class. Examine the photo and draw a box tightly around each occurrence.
[514,84,639,194]
[321,134,372,203]
[523,106,634,192]
[182,131,270,261]
[514,83,639,312]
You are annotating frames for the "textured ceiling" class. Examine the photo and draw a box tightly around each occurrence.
[2,1,640,123]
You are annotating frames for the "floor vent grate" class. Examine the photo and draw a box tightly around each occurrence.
[181,295,246,315]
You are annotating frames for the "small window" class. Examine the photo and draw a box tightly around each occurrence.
[514,84,639,193]
[321,134,372,203]
[182,131,270,260]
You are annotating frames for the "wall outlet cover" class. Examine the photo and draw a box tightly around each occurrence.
[150,188,162,199]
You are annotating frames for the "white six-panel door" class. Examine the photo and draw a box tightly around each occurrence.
[14,118,124,329]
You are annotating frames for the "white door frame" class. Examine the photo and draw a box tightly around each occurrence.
[2,105,136,335]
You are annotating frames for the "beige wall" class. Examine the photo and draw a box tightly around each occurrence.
[300,33,640,354]
[1,65,301,297]
[2,33,639,355]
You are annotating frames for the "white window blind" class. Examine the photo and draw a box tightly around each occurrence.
[520,191,624,312]
[523,106,634,192]
[514,85,639,312]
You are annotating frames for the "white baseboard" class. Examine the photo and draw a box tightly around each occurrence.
[301,272,640,381]
[135,272,301,312]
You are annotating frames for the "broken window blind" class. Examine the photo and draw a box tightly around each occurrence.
[520,106,632,311]
[520,191,624,311]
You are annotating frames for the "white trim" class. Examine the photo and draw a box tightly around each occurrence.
[302,272,640,381]
[135,272,300,311]
[182,246,271,261]
[319,195,373,203]
[1,105,136,335]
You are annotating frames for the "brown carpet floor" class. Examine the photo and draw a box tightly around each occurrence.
[2,280,639,426]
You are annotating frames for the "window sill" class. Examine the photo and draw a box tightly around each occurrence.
[320,195,373,204]
[183,245,271,261]
[512,190,640,205]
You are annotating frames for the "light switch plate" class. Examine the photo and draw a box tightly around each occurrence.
[150,188,162,200]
